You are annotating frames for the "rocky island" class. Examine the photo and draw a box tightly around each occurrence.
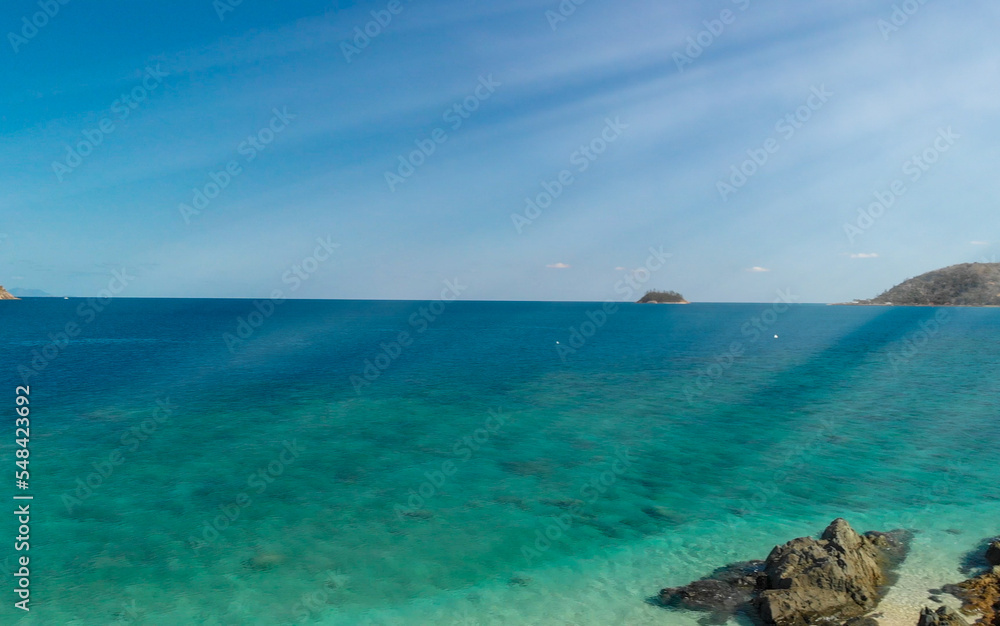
[637,290,688,304]
[839,263,1000,306]
[0,285,20,300]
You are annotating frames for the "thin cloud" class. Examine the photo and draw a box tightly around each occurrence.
[547,262,571,269]
[747,266,770,272]
[850,253,879,259]
[971,241,989,245]
[614,266,626,271]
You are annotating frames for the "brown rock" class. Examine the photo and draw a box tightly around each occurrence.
[655,519,910,626]
[754,519,896,625]
[952,567,1000,625]
[917,606,969,626]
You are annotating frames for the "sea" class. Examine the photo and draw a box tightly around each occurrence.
[1,299,997,625]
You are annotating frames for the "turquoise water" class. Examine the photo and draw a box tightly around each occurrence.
[1,300,997,624]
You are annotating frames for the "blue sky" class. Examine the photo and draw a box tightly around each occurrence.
[1,0,998,302]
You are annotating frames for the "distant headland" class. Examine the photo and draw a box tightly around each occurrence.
[836,262,1000,306]
[637,290,689,304]
[0,285,20,300]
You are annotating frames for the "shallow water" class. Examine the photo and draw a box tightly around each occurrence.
[1,300,996,624]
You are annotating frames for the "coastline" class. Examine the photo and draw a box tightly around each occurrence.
[314,508,997,625]
[830,302,1000,307]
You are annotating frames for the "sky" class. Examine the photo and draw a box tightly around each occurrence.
[1,0,999,302]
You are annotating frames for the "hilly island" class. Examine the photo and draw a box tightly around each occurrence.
[841,262,1000,306]
[637,290,689,304]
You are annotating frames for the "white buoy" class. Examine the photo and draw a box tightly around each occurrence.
[774,335,779,339]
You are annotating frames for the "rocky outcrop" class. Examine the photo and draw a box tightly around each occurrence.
[0,286,18,300]
[756,519,907,625]
[986,542,1000,568]
[658,560,765,620]
[658,519,910,625]
[949,567,1000,625]
[918,606,968,625]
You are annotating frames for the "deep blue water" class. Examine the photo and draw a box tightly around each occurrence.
[0,299,997,624]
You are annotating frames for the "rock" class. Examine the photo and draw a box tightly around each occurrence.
[867,529,915,568]
[917,606,968,626]
[661,579,750,612]
[656,520,910,626]
[986,542,1000,567]
[754,519,898,625]
[245,553,285,571]
[643,505,684,524]
[0,286,19,300]
[950,567,1000,625]
[659,560,765,614]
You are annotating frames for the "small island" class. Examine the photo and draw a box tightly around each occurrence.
[837,262,1000,307]
[0,285,19,300]
[637,290,689,304]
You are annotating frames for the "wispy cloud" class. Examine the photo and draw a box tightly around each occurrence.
[971,241,989,245]
[849,253,879,259]
[3,1,999,301]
